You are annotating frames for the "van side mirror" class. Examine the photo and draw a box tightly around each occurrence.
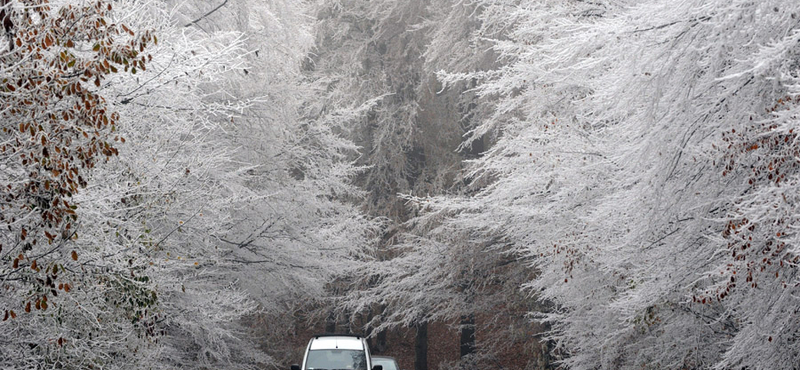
[372,366,383,370]
[291,364,301,370]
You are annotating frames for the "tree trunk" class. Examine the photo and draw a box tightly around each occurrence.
[1,0,12,52]
[414,322,428,370]
[376,328,388,353]
[459,314,475,358]
[325,310,336,333]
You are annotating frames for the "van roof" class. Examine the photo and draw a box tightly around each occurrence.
[309,336,364,351]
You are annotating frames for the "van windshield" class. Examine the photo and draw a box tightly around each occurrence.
[305,349,367,370]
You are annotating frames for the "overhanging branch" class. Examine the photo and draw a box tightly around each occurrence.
[184,0,229,28]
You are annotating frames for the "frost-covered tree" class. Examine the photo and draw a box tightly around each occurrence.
[309,0,442,221]
[307,2,470,368]
[120,1,379,367]
[311,1,551,369]
[0,0,375,368]
[426,0,800,369]
[0,1,167,367]
[163,0,381,365]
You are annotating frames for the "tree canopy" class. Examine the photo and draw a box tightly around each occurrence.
[3,0,800,369]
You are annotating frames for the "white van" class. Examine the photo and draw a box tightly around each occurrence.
[291,334,382,370]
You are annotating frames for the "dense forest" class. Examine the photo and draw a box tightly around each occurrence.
[2,0,800,369]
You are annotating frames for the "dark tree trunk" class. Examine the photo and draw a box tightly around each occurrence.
[325,311,336,333]
[376,328,388,353]
[414,322,428,370]
[459,314,475,358]
[1,0,13,51]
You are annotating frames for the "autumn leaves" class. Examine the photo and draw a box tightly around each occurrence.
[1,0,152,325]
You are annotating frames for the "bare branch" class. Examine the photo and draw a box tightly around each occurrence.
[184,0,229,28]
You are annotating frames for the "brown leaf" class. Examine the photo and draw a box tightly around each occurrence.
[25,302,31,313]
[71,250,78,261]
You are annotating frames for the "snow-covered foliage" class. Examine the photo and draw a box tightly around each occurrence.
[5,0,800,368]
[314,1,546,368]
[0,0,375,368]
[309,0,436,221]
[423,0,800,368]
